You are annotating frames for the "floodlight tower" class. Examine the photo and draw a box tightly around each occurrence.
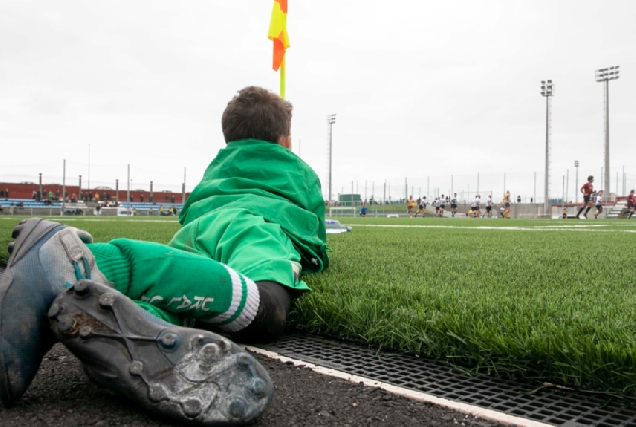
[574,160,579,203]
[540,80,554,213]
[595,66,619,203]
[327,114,336,204]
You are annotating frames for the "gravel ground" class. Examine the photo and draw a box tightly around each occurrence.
[0,344,506,427]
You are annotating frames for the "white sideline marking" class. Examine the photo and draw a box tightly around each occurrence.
[245,346,553,427]
[348,224,636,233]
[0,218,176,223]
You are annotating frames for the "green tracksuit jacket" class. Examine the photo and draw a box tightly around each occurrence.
[169,138,329,292]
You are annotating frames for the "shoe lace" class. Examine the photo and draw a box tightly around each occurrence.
[73,257,92,281]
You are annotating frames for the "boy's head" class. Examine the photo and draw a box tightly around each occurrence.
[588,175,594,182]
[222,86,293,148]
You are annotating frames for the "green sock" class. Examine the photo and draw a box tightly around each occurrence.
[87,239,260,333]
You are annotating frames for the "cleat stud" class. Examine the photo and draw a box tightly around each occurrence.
[79,326,93,340]
[47,302,63,319]
[237,353,253,367]
[11,225,23,239]
[249,378,267,396]
[198,362,212,373]
[148,383,168,403]
[19,219,28,225]
[183,398,203,418]
[229,400,246,418]
[56,315,75,333]
[99,293,116,308]
[129,361,144,376]
[7,242,14,255]
[188,334,205,350]
[73,280,92,298]
[199,343,219,360]
[218,338,232,352]
[158,332,179,350]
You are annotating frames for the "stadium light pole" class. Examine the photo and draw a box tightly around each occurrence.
[540,80,554,213]
[327,114,336,204]
[574,161,579,203]
[38,173,42,199]
[595,66,619,205]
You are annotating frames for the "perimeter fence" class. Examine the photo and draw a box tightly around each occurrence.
[329,171,636,206]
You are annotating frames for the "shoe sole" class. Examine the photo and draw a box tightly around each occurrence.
[0,218,63,406]
[48,280,273,425]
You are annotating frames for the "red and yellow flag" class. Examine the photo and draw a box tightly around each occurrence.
[268,0,289,72]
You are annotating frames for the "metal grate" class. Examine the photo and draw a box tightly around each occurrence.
[258,333,636,427]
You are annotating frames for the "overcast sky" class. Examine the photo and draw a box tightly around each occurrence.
[1,0,634,201]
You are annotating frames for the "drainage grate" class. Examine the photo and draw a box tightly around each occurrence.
[258,333,636,427]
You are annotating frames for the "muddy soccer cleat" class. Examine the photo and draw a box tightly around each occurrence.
[0,218,107,406]
[49,280,274,426]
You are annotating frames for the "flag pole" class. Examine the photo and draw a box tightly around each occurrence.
[280,56,286,99]
[279,7,287,100]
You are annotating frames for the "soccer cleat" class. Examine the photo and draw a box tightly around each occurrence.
[49,280,274,426]
[0,218,107,406]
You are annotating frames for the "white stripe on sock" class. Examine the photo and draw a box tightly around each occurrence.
[206,265,243,324]
[218,275,260,332]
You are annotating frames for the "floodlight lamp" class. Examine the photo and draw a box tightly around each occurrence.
[541,80,546,84]
[547,80,552,83]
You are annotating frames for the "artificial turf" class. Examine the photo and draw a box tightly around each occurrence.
[1,215,635,395]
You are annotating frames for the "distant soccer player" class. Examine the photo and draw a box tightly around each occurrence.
[434,197,440,217]
[485,195,493,218]
[407,195,416,217]
[499,206,505,218]
[414,197,426,217]
[470,195,480,218]
[576,175,594,219]
[626,189,635,219]
[439,194,446,217]
[450,193,458,217]
[594,191,604,219]
[503,190,511,219]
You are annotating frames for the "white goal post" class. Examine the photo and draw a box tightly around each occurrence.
[328,206,357,217]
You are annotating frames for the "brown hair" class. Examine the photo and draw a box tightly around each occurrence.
[221,86,292,144]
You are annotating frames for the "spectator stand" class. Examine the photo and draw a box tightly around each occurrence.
[0,198,69,216]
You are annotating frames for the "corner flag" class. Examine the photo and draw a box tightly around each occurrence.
[268,0,289,98]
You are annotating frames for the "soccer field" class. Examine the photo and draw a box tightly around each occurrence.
[1,216,635,396]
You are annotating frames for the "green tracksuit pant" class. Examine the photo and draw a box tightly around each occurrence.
[87,208,307,330]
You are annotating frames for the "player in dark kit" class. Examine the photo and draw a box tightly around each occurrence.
[414,197,426,217]
[626,190,635,219]
[576,175,594,219]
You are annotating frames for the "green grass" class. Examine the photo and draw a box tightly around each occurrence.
[1,215,636,395]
